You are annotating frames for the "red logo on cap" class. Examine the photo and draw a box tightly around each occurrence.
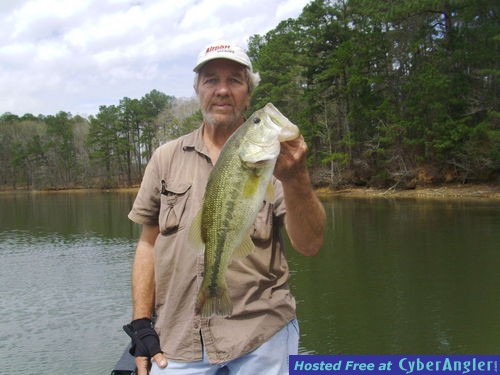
[206,44,231,53]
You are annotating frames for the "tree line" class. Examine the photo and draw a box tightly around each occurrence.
[0,91,201,189]
[1,0,498,190]
[249,0,498,187]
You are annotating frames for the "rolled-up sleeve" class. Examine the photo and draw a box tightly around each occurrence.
[128,151,161,226]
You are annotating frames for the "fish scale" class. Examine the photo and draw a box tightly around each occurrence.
[188,103,300,317]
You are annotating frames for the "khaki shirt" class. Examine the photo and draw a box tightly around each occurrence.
[128,126,296,364]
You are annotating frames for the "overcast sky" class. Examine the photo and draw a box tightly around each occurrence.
[0,0,310,117]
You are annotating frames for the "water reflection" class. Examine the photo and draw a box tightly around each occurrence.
[0,193,498,374]
[288,197,500,355]
[0,191,140,239]
[0,230,135,374]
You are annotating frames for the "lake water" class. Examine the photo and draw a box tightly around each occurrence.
[0,192,498,374]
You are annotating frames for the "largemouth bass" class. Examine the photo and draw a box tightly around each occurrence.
[189,103,300,317]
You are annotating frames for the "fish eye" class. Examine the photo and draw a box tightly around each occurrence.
[253,117,261,124]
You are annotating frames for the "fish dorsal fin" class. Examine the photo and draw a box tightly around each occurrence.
[231,234,255,259]
[188,208,205,253]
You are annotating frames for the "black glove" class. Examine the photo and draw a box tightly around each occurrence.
[123,318,162,358]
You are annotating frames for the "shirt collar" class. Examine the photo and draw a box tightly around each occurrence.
[182,125,211,161]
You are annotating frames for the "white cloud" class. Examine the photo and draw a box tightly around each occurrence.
[8,0,92,41]
[0,0,310,116]
[276,0,309,20]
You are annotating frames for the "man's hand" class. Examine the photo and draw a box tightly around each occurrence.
[274,135,308,183]
[124,318,168,374]
[274,134,326,256]
[135,353,167,375]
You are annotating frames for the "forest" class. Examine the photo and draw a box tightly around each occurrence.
[1,0,498,190]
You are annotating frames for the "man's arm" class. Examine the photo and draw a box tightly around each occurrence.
[275,135,326,256]
[131,224,167,374]
[132,224,159,319]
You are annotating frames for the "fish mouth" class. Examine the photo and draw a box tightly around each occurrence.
[243,158,274,169]
[262,116,282,133]
[263,103,300,141]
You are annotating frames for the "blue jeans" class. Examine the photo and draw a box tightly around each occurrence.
[151,319,300,375]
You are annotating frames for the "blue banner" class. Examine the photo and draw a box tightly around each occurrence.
[289,355,499,375]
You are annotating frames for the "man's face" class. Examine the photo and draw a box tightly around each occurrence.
[196,59,250,131]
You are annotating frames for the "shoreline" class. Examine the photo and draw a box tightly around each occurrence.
[1,183,499,200]
[315,183,500,200]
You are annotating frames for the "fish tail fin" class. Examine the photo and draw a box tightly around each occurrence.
[195,284,232,318]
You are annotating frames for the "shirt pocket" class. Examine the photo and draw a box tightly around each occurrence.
[159,181,192,235]
[251,200,273,242]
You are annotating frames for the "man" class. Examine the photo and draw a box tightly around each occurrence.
[125,40,326,375]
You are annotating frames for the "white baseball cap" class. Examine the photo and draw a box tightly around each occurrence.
[193,40,253,72]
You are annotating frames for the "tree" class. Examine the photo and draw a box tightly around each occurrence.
[44,112,79,187]
[139,90,175,159]
[88,105,122,187]
[248,0,498,186]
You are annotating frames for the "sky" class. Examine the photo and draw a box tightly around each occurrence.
[0,0,310,117]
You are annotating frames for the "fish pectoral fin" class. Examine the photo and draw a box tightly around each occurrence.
[265,182,275,202]
[232,235,255,259]
[188,208,205,253]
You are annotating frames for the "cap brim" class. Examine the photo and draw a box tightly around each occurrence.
[193,54,251,72]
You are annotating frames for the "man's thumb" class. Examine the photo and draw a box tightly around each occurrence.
[152,353,168,368]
